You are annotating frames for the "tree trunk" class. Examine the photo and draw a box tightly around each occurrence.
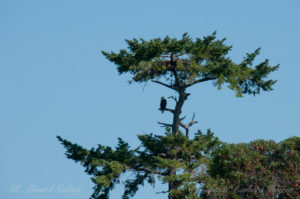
[172,89,186,135]
[168,167,176,199]
[169,89,186,198]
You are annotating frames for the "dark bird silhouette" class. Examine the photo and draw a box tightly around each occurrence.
[160,97,167,113]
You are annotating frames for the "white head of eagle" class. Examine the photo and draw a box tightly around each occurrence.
[160,97,167,113]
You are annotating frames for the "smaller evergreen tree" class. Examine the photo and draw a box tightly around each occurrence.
[203,137,300,198]
[57,129,220,199]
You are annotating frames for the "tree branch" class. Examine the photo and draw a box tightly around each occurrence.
[135,167,166,176]
[158,107,175,114]
[159,55,172,58]
[165,108,175,114]
[158,121,172,127]
[180,116,186,121]
[168,96,178,103]
[184,77,216,88]
[190,112,196,122]
[155,190,169,194]
[151,80,177,91]
[179,113,198,138]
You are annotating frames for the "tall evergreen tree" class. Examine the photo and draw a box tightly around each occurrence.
[57,32,282,199]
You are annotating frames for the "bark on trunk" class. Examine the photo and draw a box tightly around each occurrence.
[172,89,186,135]
[169,89,186,198]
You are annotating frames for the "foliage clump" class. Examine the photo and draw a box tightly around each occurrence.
[102,32,278,97]
[57,133,300,199]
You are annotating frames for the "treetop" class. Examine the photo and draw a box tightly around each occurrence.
[102,32,279,96]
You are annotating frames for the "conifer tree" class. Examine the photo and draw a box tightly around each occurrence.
[57,32,280,199]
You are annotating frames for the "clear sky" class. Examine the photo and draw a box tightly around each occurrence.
[1,0,299,199]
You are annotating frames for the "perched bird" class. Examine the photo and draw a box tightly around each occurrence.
[160,97,167,113]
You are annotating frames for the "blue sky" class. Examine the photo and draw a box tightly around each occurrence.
[1,0,299,199]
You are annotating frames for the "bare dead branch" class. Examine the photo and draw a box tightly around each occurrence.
[179,113,198,138]
[151,80,177,91]
[165,108,175,114]
[158,121,172,127]
[188,120,198,128]
[179,122,187,129]
[185,93,191,100]
[191,112,196,122]
[168,96,178,103]
[187,113,198,128]
[158,107,175,114]
[180,116,186,121]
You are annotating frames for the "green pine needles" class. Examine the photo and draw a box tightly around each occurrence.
[57,33,300,199]
[102,32,278,97]
[57,129,221,199]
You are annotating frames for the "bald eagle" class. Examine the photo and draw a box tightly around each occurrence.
[160,97,167,113]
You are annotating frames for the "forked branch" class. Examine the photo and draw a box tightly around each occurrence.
[179,113,198,138]
[168,96,178,103]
